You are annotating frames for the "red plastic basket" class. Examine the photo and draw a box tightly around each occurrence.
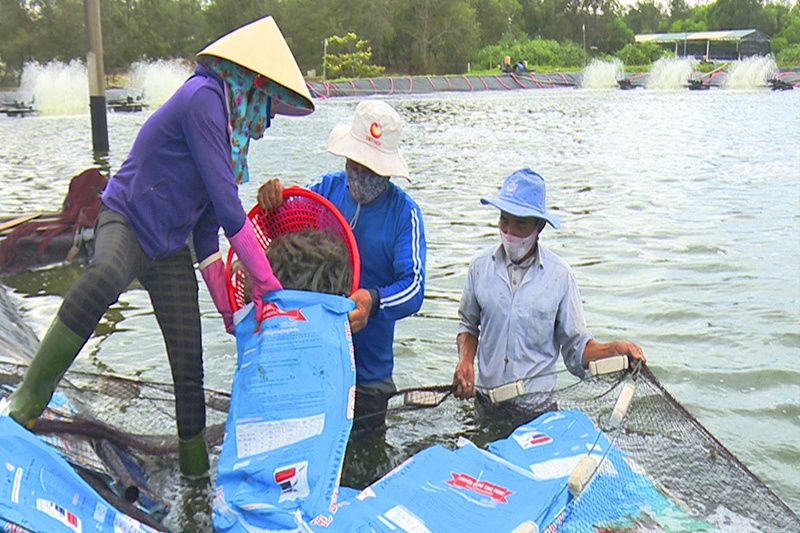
[225,186,360,311]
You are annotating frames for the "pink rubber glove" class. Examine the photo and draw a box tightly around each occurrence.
[199,254,234,334]
[228,218,282,329]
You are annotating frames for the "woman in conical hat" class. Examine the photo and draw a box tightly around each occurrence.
[197,15,315,184]
[5,16,313,478]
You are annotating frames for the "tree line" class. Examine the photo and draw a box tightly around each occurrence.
[1,0,798,86]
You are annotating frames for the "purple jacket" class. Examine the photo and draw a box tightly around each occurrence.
[102,64,245,262]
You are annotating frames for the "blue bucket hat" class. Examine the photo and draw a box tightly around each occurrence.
[480,168,560,229]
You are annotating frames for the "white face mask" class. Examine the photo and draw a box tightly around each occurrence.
[500,228,537,263]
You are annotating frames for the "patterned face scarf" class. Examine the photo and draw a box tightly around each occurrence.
[346,160,390,204]
[207,58,306,184]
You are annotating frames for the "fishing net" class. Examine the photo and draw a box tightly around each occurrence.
[0,168,106,273]
[2,360,797,532]
[225,186,360,309]
[307,68,799,97]
[378,367,800,532]
[306,72,581,99]
[5,195,798,530]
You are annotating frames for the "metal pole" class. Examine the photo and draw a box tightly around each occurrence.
[582,24,587,66]
[322,38,328,80]
[85,0,108,152]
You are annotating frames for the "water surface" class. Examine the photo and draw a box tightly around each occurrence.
[1,86,798,518]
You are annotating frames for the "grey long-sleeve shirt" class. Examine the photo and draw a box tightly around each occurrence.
[458,243,592,393]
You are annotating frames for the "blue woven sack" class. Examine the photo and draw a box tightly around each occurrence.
[213,290,356,532]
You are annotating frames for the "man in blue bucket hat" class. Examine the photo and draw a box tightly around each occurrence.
[452,168,646,415]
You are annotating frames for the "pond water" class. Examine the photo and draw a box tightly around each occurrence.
[1,80,798,526]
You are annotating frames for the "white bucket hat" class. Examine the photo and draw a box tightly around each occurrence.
[327,100,409,179]
[197,16,314,116]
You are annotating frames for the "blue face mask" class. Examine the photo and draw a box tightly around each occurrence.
[346,161,390,204]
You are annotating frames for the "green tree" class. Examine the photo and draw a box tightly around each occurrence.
[335,0,395,69]
[101,0,206,74]
[391,0,480,74]
[259,0,337,75]
[668,3,711,32]
[103,0,144,72]
[280,0,394,76]
[28,0,85,64]
[519,0,560,39]
[203,0,271,42]
[3,0,798,80]
[615,40,670,65]
[221,0,396,77]
[0,0,35,83]
[159,0,209,58]
[624,0,668,34]
[518,0,631,55]
[706,0,772,32]
[473,34,585,69]
[592,13,635,54]
[771,1,800,54]
[776,43,800,65]
[667,0,691,24]
[324,33,385,78]
[472,0,524,45]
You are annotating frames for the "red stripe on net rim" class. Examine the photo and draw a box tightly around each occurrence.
[225,186,361,311]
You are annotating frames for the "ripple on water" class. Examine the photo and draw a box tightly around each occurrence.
[2,87,798,516]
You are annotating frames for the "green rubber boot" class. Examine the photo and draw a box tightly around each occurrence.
[179,430,210,478]
[8,317,86,428]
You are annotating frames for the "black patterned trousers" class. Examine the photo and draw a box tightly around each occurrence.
[59,204,205,440]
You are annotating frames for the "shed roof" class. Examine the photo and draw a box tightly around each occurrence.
[635,29,770,44]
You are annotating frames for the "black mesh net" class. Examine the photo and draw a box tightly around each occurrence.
[380,368,799,531]
[307,73,582,98]
[1,360,797,532]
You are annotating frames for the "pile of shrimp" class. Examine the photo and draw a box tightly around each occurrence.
[236,229,353,301]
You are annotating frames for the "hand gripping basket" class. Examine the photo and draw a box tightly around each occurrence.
[225,186,361,311]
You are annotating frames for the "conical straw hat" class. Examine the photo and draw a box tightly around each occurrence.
[197,16,314,116]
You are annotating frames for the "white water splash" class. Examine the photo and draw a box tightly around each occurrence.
[128,59,194,107]
[646,57,695,89]
[723,56,778,89]
[16,59,193,115]
[581,59,624,89]
[20,60,89,115]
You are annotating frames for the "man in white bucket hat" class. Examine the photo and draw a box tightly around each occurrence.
[258,100,427,432]
[452,168,645,418]
[4,16,313,478]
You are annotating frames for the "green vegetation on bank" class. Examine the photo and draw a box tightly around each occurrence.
[1,0,799,86]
